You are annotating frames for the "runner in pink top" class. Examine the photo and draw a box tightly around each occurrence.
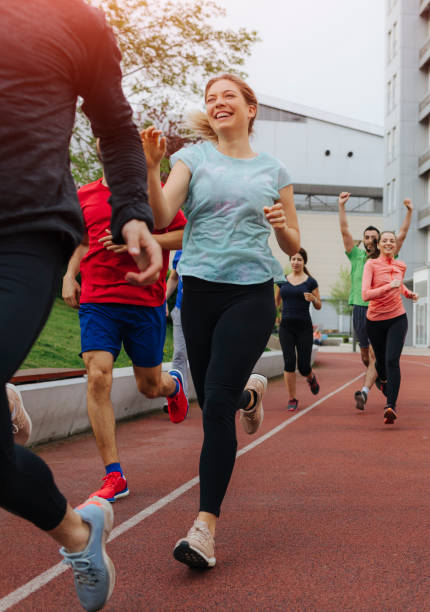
[362,231,418,424]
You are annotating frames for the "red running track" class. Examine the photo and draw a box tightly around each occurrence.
[1,353,430,611]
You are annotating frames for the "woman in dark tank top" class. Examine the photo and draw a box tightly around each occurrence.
[275,248,322,411]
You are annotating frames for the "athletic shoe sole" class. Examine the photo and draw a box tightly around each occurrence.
[173,541,216,569]
[384,407,397,424]
[107,488,130,503]
[354,391,365,411]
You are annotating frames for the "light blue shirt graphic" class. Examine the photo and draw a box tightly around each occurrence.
[170,141,292,285]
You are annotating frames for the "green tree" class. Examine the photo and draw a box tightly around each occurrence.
[329,265,352,316]
[71,0,259,184]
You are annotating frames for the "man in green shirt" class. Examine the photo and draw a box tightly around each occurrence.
[338,192,413,410]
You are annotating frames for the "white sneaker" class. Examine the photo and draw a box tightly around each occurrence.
[6,383,32,445]
[239,374,267,434]
[173,519,216,568]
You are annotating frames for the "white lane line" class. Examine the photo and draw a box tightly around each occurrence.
[0,373,362,612]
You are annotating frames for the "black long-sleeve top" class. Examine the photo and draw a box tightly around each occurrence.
[0,0,153,254]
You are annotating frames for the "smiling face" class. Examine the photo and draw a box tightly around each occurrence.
[290,252,305,273]
[205,79,256,138]
[378,231,396,256]
[363,229,380,253]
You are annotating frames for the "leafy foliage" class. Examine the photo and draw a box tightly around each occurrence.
[71,0,259,184]
[329,265,353,316]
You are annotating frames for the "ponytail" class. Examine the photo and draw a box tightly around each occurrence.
[186,110,218,143]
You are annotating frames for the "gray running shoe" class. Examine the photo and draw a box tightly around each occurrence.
[60,497,115,611]
[354,390,367,411]
[173,519,216,568]
[239,374,267,434]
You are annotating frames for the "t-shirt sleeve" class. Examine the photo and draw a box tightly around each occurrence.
[170,145,200,173]
[309,277,318,291]
[345,245,358,260]
[278,162,292,190]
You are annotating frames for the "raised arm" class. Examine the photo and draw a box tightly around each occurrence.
[338,192,354,253]
[264,185,300,255]
[395,199,413,254]
[78,15,162,285]
[62,234,89,309]
[141,127,190,229]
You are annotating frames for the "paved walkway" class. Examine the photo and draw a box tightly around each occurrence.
[1,352,430,611]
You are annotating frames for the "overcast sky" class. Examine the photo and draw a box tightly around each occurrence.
[214,0,385,127]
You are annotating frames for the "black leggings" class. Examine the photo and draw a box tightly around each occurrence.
[181,276,276,517]
[0,232,68,530]
[366,314,408,408]
[278,318,313,376]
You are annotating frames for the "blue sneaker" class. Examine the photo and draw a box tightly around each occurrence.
[60,497,115,611]
[167,369,189,423]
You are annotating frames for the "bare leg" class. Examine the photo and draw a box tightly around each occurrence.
[197,511,217,536]
[284,371,296,400]
[83,351,118,467]
[360,347,370,368]
[364,345,378,390]
[133,364,176,398]
[48,504,90,553]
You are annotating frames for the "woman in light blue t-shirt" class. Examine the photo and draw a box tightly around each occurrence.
[142,73,300,570]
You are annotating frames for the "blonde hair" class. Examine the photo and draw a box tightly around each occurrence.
[187,73,258,142]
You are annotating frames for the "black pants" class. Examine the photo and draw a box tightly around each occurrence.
[279,318,313,376]
[181,276,276,517]
[366,314,408,408]
[0,232,68,530]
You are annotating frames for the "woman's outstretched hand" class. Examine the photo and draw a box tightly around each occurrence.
[141,126,166,169]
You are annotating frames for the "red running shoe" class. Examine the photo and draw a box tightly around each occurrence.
[90,472,129,502]
[167,369,188,423]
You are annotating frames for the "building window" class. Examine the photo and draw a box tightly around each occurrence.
[387,80,392,112]
[387,29,392,63]
[386,182,391,212]
[391,178,396,212]
[391,126,396,160]
[392,22,398,58]
[387,131,392,162]
[392,74,397,109]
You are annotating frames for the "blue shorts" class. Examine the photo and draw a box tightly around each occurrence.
[79,303,166,367]
[352,305,369,349]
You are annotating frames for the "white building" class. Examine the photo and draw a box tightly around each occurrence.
[253,95,384,332]
[384,0,430,346]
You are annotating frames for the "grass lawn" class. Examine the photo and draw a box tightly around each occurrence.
[21,298,174,369]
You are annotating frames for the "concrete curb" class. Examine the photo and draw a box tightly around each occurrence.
[21,349,296,447]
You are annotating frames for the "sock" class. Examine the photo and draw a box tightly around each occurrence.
[361,386,369,396]
[106,462,123,476]
[168,378,180,397]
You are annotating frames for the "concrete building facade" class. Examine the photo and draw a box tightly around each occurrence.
[384,0,430,345]
[253,96,385,332]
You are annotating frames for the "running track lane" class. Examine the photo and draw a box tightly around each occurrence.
[1,353,430,611]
